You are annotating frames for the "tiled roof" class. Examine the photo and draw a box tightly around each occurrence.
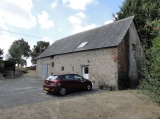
[38,16,134,58]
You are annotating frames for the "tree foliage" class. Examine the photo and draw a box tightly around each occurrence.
[116,0,160,105]
[138,20,160,105]
[7,43,23,65]
[0,48,3,56]
[6,38,30,66]
[13,38,31,58]
[30,41,50,65]
[115,0,160,47]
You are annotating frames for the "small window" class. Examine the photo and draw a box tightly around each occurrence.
[77,42,88,48]
[132,44,136,58]
[132,44,136,51]
[52,62,54,67]
[84,67,88,74]
[51,56,54,59]
[72,66,74,72]
[61,67,64,71]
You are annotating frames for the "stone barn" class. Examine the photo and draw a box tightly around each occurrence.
[36,16,145,89]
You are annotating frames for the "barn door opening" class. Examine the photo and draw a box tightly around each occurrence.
[42,64,48,79]
[82,66,89,79]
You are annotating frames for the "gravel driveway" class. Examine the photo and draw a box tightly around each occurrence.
[0,73,160,119]
[0,74,99,108]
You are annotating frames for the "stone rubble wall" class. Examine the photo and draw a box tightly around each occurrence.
[37,48,118,89]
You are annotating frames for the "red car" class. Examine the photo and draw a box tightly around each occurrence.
[43,74,92,95]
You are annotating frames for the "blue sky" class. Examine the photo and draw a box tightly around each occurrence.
[0,0,124,66]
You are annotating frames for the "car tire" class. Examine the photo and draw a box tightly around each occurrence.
[86,84,92,91]
[47,91,52,94]
[59,87,67,95]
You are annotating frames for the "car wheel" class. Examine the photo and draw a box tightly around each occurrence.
[86,84,91,91]
[59,87,67,95]
[47,91,52,94]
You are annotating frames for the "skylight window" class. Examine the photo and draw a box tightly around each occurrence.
[77,42,88,48]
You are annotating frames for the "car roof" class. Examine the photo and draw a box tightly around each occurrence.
[51,74,80,76]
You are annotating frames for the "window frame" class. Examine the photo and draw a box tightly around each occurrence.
[61,67,64,71]
[52,62,54,67]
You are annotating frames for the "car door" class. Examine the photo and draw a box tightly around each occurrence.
[73,74,86,90]
[62,74,77,91]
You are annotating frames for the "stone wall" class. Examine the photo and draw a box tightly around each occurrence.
[128,22,145,88]
[36,57,54,78]
[117,22,145,89]
[15,70,22,76]
[4,70,14,77]
[37,48,118,88]
[118,35,130,89]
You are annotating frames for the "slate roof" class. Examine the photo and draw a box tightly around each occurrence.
[37,16,134,59]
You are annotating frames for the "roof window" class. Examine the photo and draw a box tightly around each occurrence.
[77,42,88,48]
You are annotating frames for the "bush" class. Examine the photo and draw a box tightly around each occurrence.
[26,66,36,70]
[17,67,28,74]
[138,36,160,105]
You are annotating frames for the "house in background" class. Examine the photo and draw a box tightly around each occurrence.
[36,16,145,89]
[0,57,16,78]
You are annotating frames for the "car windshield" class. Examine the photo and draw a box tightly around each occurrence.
[46,75,58,81]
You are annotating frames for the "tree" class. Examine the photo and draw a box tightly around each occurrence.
[115,0,160,47]
[13,38,31,58]
[0,48,3,56]
[116,0,160,106]
[7,43,23,66]
[6,38,30,66]
[30,41,50,65]
[138,20,160,105]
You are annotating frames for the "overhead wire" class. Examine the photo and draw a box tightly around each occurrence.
[0,29,44,39]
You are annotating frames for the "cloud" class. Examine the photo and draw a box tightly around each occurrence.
[58,29,62,32]
[62,0,96,10]
[42,37,54,45]
[0,31,17,58]
[68,15,82,25]
[0,0,36,29]
[0,0,36,60]
[104,15,118,25]
[51,0,58,8]
[0,24,8,36]
[72,24,98,34]
[75,12,86,18]
[68,12,86,25]
[104,20,114,25]
[38,11,54,29]
[68,12,98,34]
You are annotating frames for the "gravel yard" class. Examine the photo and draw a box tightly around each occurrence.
[0,71,160,119]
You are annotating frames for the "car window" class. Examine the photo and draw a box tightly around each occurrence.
[73,75,83,81]
[46,75,58,81]
[64,75,73,80]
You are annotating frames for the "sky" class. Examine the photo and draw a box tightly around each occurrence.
[0,0,124,66]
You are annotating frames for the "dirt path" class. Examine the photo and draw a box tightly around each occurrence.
[0,90,160,119]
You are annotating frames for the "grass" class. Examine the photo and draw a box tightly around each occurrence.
[0,90,160,119]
